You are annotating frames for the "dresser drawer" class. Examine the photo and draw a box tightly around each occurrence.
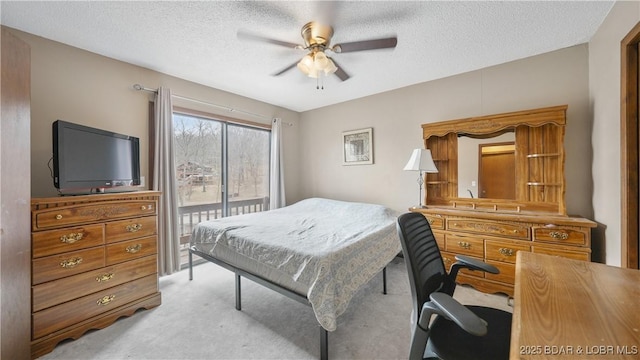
[106,236,157,265]
[424,214,444,230]
[32,247,106,285]
[33,255,157,312]
[33,200,157,230]
[485,260,516,285]
[441,251,484,278]
[105,216,157,243]
[485,239,530,263]
[32,274,158,339]
[531,245,590,261]
[532,226,587,246]
[445,234,484,258]
[32,224,104,258]
[447,219,529,240]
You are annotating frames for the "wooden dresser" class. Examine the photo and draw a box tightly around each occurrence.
[414,105,597,296]
[412,207,595,296]
[30,191,162,358]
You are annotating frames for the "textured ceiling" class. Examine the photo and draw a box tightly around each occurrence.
[1,1,613,112]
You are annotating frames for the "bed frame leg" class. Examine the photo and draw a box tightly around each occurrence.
[382,267,387,295]
[320,327,328,360]
[235,274,242,310]
[189,249,193,281]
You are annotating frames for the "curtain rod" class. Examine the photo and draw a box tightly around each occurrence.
[133,83,291,125]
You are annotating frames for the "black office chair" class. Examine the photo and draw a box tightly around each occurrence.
[396,212,512,360]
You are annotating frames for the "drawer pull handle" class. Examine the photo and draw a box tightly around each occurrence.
[97,295,115,306]
[60,232,84,244]
[126,223,143,232]
[427,218,434,224]
[499,248,515,256]
[96,273,115,283]
[141,205,147,210]
[549,231,569,240]
[126,244,143,253]
[457,241,471,250]
[60,257,83,268]
[55,214,63,220]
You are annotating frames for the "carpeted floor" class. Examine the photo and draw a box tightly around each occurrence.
[40,256,511,360]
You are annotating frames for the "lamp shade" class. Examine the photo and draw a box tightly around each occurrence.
[403,149,438,172]
[297,54,314,75]
[323,58,338,74]
[313,51,329,70]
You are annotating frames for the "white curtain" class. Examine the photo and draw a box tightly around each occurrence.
[269,118,286,209]
[153,87,181,276]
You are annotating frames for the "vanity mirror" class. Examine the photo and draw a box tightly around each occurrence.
[457,133,516,200]
[414,105,596,296]
[422,105,567,215]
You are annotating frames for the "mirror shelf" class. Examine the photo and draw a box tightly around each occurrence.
[421,105,568,216]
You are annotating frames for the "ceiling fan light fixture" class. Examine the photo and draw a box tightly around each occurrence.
[307,67,319,78]
[240,21,398,84]
[296,53,314,75]
[297,51,335,78]
[324,58,338,75]
[313,51,329,70]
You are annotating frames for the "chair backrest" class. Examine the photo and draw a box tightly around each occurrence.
[396,212,453,321]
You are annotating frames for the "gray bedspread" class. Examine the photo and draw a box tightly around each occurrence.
[190,197,401,331]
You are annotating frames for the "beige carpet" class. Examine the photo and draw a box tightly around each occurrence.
[40,257,511,360]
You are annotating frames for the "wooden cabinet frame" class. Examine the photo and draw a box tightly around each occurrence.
[422,105,568,215]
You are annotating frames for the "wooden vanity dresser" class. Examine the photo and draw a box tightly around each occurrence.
[30,191,161,358]
[412,105,596,296]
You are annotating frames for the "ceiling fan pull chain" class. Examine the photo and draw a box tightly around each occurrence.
[316,75,324,90]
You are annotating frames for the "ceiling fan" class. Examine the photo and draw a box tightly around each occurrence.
[238,21,397,82]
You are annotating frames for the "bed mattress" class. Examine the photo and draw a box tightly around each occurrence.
[190,197,401,331]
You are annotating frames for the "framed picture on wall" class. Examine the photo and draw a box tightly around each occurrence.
[342,128,373,165]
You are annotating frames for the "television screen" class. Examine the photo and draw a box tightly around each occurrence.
[53,120,140,193]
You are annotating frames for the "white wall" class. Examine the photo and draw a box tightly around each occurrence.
[298,45,593,222]
[8,28,302,201]
[589,1,640,266]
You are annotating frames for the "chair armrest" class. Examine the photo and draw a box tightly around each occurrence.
[421,292,488,337]
[453,255,499,274]
[423,292,488,336]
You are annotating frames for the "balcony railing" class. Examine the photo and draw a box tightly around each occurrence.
[177,196,270,246]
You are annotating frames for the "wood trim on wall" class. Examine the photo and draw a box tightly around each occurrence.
[620,21,640,269]
[1,26,32,360]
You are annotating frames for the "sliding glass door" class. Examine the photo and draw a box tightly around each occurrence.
[227,123,270,215]
[173,111,270,266]
[173,113,223,211]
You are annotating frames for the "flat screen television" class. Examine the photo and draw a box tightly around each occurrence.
[53,120,141,193]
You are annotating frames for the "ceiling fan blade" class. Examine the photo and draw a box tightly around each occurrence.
[237,30,301,49]
[330,58,350,81]
[272,61,298,76]
[333,37,397,53]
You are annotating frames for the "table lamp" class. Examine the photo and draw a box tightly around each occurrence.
[403,148,438,208]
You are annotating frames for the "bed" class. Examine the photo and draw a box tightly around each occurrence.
[188,197,401,359]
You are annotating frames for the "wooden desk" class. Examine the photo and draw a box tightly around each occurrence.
[511,252,640,359]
